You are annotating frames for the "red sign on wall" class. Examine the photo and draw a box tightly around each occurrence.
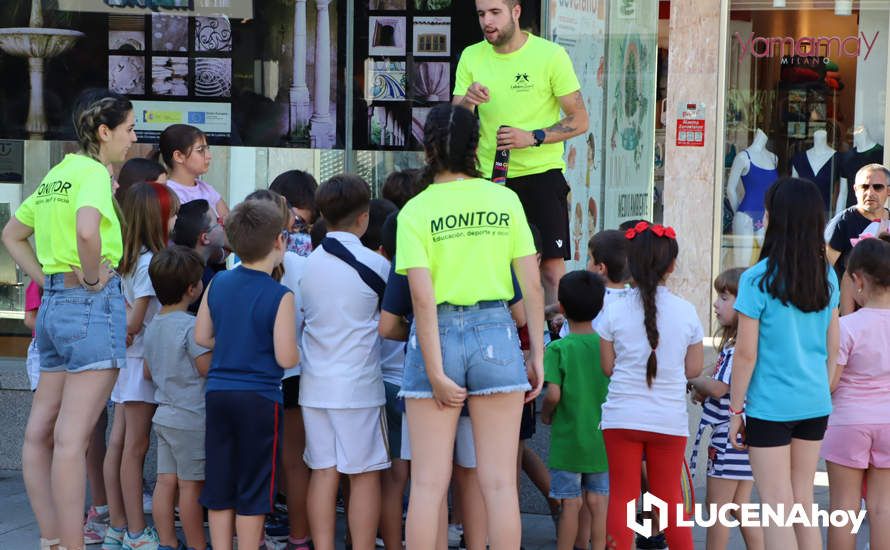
[676,119,705,147]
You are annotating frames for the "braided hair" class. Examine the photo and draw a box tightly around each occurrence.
[72,89,133,161]
[626,226,679,388]
[419,104,481,189]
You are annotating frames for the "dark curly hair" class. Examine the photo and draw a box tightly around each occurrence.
[419,104,482,188]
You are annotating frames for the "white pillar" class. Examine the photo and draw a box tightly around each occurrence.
[310,0,335,148]
[26,57,46,138]
[289,0,312,131]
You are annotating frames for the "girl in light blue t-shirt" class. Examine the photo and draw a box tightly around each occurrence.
[728,177,839,550]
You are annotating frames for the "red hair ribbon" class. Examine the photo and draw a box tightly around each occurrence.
[625,221,677,240]
[148,181,173,242]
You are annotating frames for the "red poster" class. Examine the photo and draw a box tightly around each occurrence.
[676,119,705,147]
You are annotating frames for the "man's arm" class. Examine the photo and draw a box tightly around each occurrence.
[543,90,589,143]
[496,90,589,150]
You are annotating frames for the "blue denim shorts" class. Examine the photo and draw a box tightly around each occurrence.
[36,274,127,373]
[549,469,610,499]
[399,301,530,399]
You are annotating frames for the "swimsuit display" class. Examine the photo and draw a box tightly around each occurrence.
[737,151,779,230]
[791,151,837,211]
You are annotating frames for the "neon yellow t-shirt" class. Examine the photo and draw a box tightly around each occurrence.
[395,178,536,305]
[15,154,122,274]
[453,33,581,179]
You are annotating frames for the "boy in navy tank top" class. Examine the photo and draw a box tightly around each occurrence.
[194,199,300,549]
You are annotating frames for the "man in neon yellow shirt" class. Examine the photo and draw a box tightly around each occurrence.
[453,0,589,305]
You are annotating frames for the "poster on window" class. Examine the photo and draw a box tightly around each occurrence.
[0,0,345,148]
[602,0,657,229]
[549,0,605,271]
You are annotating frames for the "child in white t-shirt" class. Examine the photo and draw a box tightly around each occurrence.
[300,175,391,550]
[598,221,704,550]
[559,230,632,339]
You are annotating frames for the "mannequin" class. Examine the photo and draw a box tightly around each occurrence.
[726,128,779,267]
[791,130,836,212]
[836,126,884,215]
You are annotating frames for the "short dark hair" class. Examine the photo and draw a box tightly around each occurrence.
[316,174,371,228]
[310,218,328,249]
[589,230,630,284]
[558,270,605,323]
[269,170,319,220]
[148,245,205,305]
[225,200,285,262]
[116,158,166,201]
[618,219,650,231]
[361,198,398,251]
[382,169,421,209]
[380,211,398,259]
[156,124,206,168]
[171,199,212,249]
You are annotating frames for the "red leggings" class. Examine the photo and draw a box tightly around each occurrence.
[603,429,693,550]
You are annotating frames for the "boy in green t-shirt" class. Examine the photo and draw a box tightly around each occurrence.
[541,270,609,550]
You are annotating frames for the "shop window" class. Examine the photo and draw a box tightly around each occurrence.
[720,0,888,271]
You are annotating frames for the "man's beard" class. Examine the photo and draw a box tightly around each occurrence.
[486,19,516,46]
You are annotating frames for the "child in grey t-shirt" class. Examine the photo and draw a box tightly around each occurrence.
[144,246,212,550]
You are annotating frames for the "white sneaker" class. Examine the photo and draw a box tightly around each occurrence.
[447,524,463,547]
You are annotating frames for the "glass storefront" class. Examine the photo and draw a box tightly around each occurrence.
[719,0,889,271]
[0,0,663,346]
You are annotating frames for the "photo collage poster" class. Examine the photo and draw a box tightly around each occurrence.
[0,0,345,149]
[357,0,458,150]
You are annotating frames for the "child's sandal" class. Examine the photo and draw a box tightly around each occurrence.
[39,539,59,550]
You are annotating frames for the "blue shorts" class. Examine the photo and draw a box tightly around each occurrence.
[201,391,282,515]
[37,274,126,373]
[549,469,609,499]
[400,301,530,398]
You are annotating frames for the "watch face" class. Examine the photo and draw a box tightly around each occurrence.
[534,130,545,145]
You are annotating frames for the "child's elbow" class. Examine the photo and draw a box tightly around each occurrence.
[279,347,300,369]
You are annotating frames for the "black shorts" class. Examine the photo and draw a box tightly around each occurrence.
[201,391,283,515]
[519,399,536,440]
[282,376,300,410]
[745,415,829,448]
[506,168,571,260]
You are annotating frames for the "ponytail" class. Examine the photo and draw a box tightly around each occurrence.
[625,221,679,388]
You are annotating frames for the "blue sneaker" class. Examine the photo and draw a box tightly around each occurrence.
[101,526,126,550]
[122,526,160,550]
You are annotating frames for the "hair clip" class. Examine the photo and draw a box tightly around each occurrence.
[651,224,677,239]
[624,221,649,240]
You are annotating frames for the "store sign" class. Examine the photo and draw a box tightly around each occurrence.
[57,0,252,17]
[734,31,880,62]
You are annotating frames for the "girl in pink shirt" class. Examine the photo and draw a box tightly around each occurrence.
[156,124,229,220]
[822,233,890,550]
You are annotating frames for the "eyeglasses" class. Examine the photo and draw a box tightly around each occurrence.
[193,145,211,156]
[857,183,886,191]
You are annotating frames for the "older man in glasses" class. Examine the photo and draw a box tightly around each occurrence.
[826,163,890,277]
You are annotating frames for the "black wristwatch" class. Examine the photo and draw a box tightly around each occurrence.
[532,129,545,147]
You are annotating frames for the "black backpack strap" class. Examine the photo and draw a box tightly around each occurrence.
[320,237,386,305]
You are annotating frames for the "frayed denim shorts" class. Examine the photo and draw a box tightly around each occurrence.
[399,301,531,399]
[37,274,127,373]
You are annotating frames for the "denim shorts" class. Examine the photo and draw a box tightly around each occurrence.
[549,469,610,499]
[399,301,530,398]
[36,274,127,373]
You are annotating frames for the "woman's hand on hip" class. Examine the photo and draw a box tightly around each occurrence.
[430,373,467,409]
[524,353,544,403]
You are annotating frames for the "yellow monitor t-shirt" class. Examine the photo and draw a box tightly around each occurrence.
[396,178,536,305]
[15,154,123,274]
[453,33,581,179]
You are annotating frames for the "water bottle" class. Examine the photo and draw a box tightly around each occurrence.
[492,125,509,183]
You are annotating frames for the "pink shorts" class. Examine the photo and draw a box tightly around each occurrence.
[821,423,890,469]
